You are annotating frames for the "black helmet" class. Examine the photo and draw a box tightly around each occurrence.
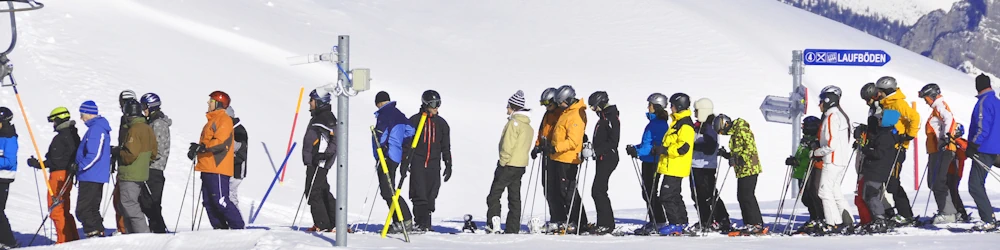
[553,85,576,105]
[669,93,691,111]
[713,113,733,135]
[588,91,609,108]
[0,106,12,122]
[540,87,557,106]
[860,82,878,101]
[820,85,842,109]
[421,90,441,108]
[123,99,144,117]
[802,115,821,135]
[918,83,941,99]
[309,88,333,109]
[119,89,136,108]
[647,93,668,110]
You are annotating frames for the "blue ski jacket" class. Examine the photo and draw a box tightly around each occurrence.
[76,116,112,183]
[0,123,17,182]
[970,90,1000,154]
[635,112,669,163]
[373,102,415,163]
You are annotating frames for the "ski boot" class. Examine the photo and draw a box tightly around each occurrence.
[306,225,333,233]
[388,220,415,234]
[972,221,999,232]
[931,213,958,224]
[792,220,821,235]
[658,224,689,236]
[589,225,615,235]
[959,212,972,223]
[411,224,431,234]
[528,218,544,234]
[85,230,105,238]
[728,224,766,236]
[891,215,915,227]
[865,218,890,234]
[545,222,566,235]
[713,220,733,233]
[486,216,502,234]
[633,222,663,236]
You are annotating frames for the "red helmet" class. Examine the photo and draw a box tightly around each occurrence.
[209,91,230,109]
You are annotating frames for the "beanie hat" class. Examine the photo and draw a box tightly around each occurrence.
[976,73,992,93]
[226,106,236,118]
[694,98,714,122]
[375,91,390,105]
[79,100,99,115]
[508,90,527,111]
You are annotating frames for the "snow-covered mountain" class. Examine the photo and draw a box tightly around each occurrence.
[787,0,960,26]
[0,0,996,249]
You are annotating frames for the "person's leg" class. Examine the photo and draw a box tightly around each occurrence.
[408,164,429,227]
[692,168,713,225]
[309,167,334,230]
[818,164,843,225]
[146,170,167,233]
[855,176,872,224]
[120,181,150,233]
[592,158,616,228]
[563,164,588,227]
[76,182,106,236]
[215,174,245,229]
[0,182,14,247]
[889,152,914,219]
[947,173,968,216]
[659,176,686,225]
[807,169,825,222]
[737,175,763,225]
[641,162,665,224]
[864,180,886,219]
[426,165,442,229]
[929,151,958,215]
[504,167,526,233]
[485,165,507,230]
[546,161,568,223]
[828,165,852,225]
[968,153,996,223]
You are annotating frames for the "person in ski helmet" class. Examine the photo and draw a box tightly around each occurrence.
[75,100,112,237]
[812,85,855,234]
[917,83,962,224]
[689,98,731,232]
[138,93,171,233]
[485,90,533,234]
[785,115,825,234]
[859,109,903,234]
[115,99,156,234]
[626,93,671,235]
[0,107,17,247]
[26,107,82,243]
[585,91,620,235]
[650,93,697,235]
[371,90,415,233]
[712,111,765,235]
[538,85,589,233]
[189,90,245,229]
[404,90,454,232]
[873,76,919,226]
[111,89,138,234]
[968,73,1000,231]
[302,87,339,232]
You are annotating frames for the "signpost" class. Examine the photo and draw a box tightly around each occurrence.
[803,49,891,66]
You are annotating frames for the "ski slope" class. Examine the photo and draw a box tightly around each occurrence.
[0,0,995,248]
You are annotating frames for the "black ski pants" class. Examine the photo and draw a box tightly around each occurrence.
[377,160,412,222]
[307,165,338,230]
[737,174,763,225]
[886,150,914,218]
[640,162,665,224]
[800,168,825,222]
[409,159,441,228]
[0,182,13,247]
[658,175,687,225]
[691,167,729,225]
[486,165,525,233]
[140,169,167,233]
[546,161,588,225]
[77,181,106,235]
[592,155,617,228]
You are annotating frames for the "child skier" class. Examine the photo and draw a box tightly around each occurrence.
[785,116,824,234]
[713,113,765,235]
[625,93,670,235]
[485,90,533,234]
[26,107,82,243]
[859,110,902,234]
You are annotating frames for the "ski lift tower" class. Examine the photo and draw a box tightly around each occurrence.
[288,36,371,247]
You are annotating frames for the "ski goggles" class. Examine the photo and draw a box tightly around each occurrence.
[424,99,442,108]
[540,99,552,106]
[47,111,70,123]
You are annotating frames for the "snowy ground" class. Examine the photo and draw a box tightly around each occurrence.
[789,0,961,25]
[0,0,997,249]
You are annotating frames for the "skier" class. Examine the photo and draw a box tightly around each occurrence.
[115,99,156,234]
[302,88,339,232]
[485,90,533,234]
[949,125,971,222]
[75,100,112,238]
[538,85,588,233]
[811,85,854,234]
[586,91,619,235]
[626,93,670,235]
[405,90,453,232]
[689,98,731,232]
[785,116,824,234]
[859,110,903,234]
[968,73,1000,231]
[372,91,415,233]
[111,90,137,234]
[139,93,170,233]
[26,107,81,243]
[713,113,765,235]
[872,76,919,226]
[227,106,248,209]
[651,93,695,235]
[531,87,560,223]
[0,107,18,248]
[917,83,961,224]
[188,91,245,229]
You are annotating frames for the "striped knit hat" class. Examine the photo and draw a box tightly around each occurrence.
[508,90,527,111]
[79,100,99,115]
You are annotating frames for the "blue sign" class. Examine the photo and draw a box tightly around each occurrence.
[803,49,891,66]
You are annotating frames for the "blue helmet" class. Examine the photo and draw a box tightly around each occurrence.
[956,123,965,138]
[140,93,161,111]
[802,116,821,134]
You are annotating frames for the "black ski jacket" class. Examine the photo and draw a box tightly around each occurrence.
[302,107,338,169]
[233,117,249,179]
[591,105,620,161]
[45,120,82,172]
[861,124,899,183]
[405,111,452,169]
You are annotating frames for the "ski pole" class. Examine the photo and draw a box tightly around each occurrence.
[101,178,117,219]
[249,143,298,224]
[576,158,590,233]
[352,163,380,232]
[292,165,322,230]
[196,204,205,230]
[688,169,702,234]
[631,157,655,226]
[910,158,931,209]
[970,155,1000,183]
[192,186,202,231]
[783,159,816,234]
[520,158,537,224]
[32,168,43,218]
[173,161,196,233]
[706,155,732,232]
[361,167,382,233]
[769,163,794,233]
[920,151,951,217]
[28,174,75,246]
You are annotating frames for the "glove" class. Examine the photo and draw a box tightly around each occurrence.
[853,141,861,150]
[531,146,542,159]
[717,147,731,159]
[541,144,556,155]
[580,145,595,160]
[188,143,205,160]
[967,143,980,156]
[900,135,915,144]
[68,163,78,176]
[853,124,867,140]
[651,144,667,156]
[443,165,453,182]
[27,156,41,169]
[111,146,121,163]
[312,153,330,167]
[399,162,409,179]
[729,156,744,167]
[784,156,798,167]
[809,140,821,150]
[625,145,638,158]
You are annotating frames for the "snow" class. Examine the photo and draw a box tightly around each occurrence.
[0,0,995,249]
[791,0,961,25]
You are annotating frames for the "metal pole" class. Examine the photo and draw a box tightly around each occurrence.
[789,50,804,197]
[335,35,350,246]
